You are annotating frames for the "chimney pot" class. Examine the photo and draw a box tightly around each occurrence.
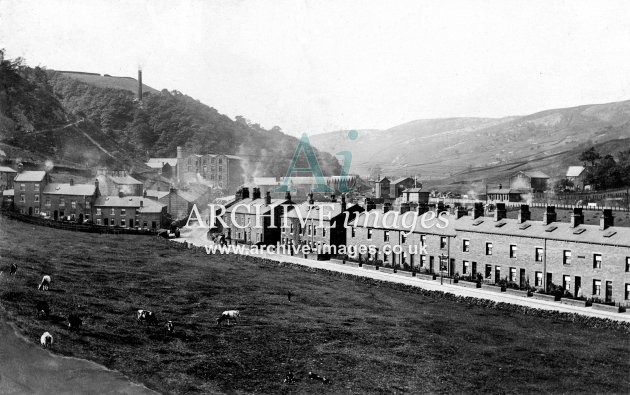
[570,207,584,228]
[265,191,272,205]
[365,198,376,211]
[417,202,430,216]
[330,194,336,203]
[252,187,261,200]
[241,187,250,200]
[456,206,468,219]
[308,192,314,205]
[383,202,391,213]
[284,191,291,202]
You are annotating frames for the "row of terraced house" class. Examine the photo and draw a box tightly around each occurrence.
[219,187,630,306]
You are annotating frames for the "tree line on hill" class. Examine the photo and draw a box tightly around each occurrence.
[0,50,341,176]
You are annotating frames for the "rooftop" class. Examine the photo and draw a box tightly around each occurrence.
[225,197,289,215]
[14,171,47,182]
[94,196,165,213]
[566,166,586,177]
[43,183,97,196]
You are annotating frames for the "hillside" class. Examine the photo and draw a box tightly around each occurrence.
[0,54,341,180]
[311,102,630,186]
[55,71,159,94]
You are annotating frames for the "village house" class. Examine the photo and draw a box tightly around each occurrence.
[390,177,416,198]
[41,178,99,222]
[145,187,200,221]
[346,202,457,273]
[452,203,630,304]
[14,170,51,216]
[566,166,587,190]
[509,170,549,193]
[93,195,166,229]
[96,169,143,196]
[0,165,17,191]
[145,158,178,177]
[280,193,364,258]
[374,177,390,199]
[223,187,290,245]
[176,146,243,193]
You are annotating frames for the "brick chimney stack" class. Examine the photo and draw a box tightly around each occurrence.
[252,187,261,200]
[417,202,430,216]
[599,209,614,230]
[308,192,314,205]
[365,198,376,211]
[330,194,336,203]
[400,202,410,214]
[570,207,584,228]
[518,205,531,223]
[284,191,291,203]
[543,206,557,225]
[383,202,391,213]
[265,191,272,205]
[436,201,446,214]
[472,202,484,219]
[241,187,250,199]
[494,203,507,221]
[456,206,468,219]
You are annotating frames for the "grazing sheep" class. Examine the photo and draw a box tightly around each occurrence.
[38,275,52,291]
[68,313,82,331]
[40,332,53,348]
[136,309,158,325]
[36,301,50,317]
[165,320,174,335]
[308,372,330,384]
[216,310,240,326]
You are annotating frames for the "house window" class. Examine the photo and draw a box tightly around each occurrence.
[351,227,356,237]
[420,255,427,267]
[509,245,517,258]
[535,271,543,287]
[218,175,222,180]
[563,275,571,292]
[203,165,207,173]
[440,237,447,249]
[111,208,115,215]
[210,174,215,180]
[535,248,543,262]
[19,194,25,202]
[626,284,630,300]
[111,219,116,226]
[593,254,602,269]
[322,227,326,237]
[626,257,630,272]
[563,250,571,265]
[420,235,426,245]
[367,229,372,239]
[485,264,492,279]
[59,198,64,206]
[34,184,39,192]
[45,198,51,207]
[462,239,470,252]
[20,184,25,191]
[463,261,469,274]
[219,166,223,172]
[34,194,39,202]
[187,165,192,172]
[383,253,389,263]
[121,219,126,227]
[509,267,516,282]
[290,223,294,234]
[121,208,126,216]
[96,208,102,215]
[401,233,407,243]
[593,279,601,296]
[486,242,493,255]
[218,158,223,164]
[96,218,102,225]
[401,253,407,265]
[34,207,40,214]
[308,224,312,236]
[71,200,76,209]
[384,231,389,242]
[86,201,91,209]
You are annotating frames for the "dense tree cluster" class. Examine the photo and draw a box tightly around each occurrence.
[579,147,630,190]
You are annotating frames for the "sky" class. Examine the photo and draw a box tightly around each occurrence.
[2,0,630,136]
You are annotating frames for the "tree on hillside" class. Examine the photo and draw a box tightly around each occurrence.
[553,179,574,194]
[579,147,601,167]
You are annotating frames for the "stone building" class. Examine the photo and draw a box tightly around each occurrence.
[93,195,166,229]
[42,179,99,222]
[176,146,243,193]
[14,170,51,216]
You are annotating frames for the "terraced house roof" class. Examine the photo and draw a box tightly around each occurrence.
[349,209,456,236]
[225,198,288,215]
[454,216,630,247]
[94,196,165,213]
[285,201,358,221]
[14,171,47,182]
[43,183,96,196]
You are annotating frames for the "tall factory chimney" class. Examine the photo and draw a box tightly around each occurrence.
[137,68,143,100]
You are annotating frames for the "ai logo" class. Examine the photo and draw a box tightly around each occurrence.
[275,130,358,193]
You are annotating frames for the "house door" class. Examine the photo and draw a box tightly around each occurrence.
[429,256,434,273]
[129,218,134,228]
[28,207,33,216]
[53,210,58,220]
[495,266,501,283]
[103,218,108,226]
[450,259,456,276]
[575,277,582,298]
[520,269,526,289]
[546,273,553,290]
[605,281,613,303]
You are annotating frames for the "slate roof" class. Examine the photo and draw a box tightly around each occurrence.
[225,198,289,215]
[94,196,165,213]
[285,201,359,221]
[515,171,550,179]
[14,171,47,182]
[454,216,630,247]
[487,188,530,194]
[0,166,17,173]
[43,183,97,196]
[566,166,586,177]
[108,174,143,185]
[349,209,456,236]
[391,177,413,185]
[146,158,178,168]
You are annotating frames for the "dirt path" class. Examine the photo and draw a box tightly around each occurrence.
[0,318,157,395]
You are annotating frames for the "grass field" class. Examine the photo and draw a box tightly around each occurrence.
[0,215,629,394]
